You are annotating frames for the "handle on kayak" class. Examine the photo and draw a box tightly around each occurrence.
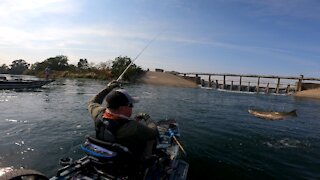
[168,129,187,156]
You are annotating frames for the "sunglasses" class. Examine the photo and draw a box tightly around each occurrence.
[127,103,133,108]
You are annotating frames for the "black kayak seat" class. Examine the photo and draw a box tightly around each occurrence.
[81,135,131,159]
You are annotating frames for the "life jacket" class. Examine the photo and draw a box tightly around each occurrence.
[95,111,129,142]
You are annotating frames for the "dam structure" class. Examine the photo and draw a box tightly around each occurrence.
[178,73,320,95]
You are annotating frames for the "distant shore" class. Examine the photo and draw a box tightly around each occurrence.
[136,71,320,99]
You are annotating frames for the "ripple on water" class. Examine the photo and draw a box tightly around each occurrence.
[264,138,312,149]
[5,119,28,123]
[0,93,18,102]
[1,79,320,179]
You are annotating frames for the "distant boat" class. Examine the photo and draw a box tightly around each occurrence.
[0,76,54,90]
[248,109,297,120]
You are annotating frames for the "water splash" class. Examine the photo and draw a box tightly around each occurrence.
[0,167,13,176]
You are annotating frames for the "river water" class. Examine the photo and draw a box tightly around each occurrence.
[0,78,319,179]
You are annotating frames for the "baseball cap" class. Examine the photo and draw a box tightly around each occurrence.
[106,89,139,109]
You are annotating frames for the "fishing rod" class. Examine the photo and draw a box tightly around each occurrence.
[116,31,164,82]
[173,135,187,156]
[111,31,188,156]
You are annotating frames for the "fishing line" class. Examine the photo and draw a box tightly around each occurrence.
[116,30,166,81]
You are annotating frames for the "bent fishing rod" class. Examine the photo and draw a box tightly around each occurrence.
[116,31,163,82]
[110,36,189,157]
[113,31,188,156]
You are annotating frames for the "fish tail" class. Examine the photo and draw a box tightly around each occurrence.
[289,109,297,116]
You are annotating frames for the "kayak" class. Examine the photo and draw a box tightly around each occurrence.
[0,119,189,180]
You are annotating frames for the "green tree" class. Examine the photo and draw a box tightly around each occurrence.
[9,59,30,74]
[111,56,143,81]
[30,62,41,71]
[97,62,106,70]
[97,61,112,70]
[68,64,77,71]
[77,58,89,70]
[32,55,69,72]
[0,64,9,74]
[88,62,97,70]
[45,55,69,71]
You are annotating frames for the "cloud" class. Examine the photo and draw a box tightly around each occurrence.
[0,20,164,65]
[0,22,156,51]
[0,0,84,49]
[0,0,79,23]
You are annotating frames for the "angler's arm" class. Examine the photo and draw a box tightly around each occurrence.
[135,113,157,130]
[135,121,158,141]
[87,84,117,120]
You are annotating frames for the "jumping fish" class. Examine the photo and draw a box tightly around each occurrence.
[248,109,297,120]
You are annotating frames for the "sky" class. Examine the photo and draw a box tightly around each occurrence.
[0,0,319,77]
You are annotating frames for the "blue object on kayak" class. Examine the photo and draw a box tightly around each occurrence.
[81,140,117,158]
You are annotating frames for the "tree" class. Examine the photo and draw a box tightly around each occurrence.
[45,55,69,71]
[0,64,9,74]
[111,56,143,81]
[88,62,96,70]
[96,61,112,70]
[77,58,89,70]
[9,59,30,74]
[31,55,70,72]
[68,64,77,71]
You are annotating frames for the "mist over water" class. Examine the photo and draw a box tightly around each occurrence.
[0,78,320,179]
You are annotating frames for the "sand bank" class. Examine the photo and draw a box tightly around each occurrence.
[293,88,320,99]
[137,71,198,88]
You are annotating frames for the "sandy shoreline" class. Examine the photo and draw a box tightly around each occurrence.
[137,71,198,88]
[293,88,320,99]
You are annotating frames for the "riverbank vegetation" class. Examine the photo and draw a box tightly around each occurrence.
[0,55,143,81]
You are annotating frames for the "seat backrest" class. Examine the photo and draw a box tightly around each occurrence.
[81,135,132,159]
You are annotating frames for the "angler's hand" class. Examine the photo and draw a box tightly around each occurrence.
[135,112,150,121]
[107,80,120,89]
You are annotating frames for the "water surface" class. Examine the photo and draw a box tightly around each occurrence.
[0,78,319,179]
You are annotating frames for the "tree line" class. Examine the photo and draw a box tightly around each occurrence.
[0,55,143,81]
